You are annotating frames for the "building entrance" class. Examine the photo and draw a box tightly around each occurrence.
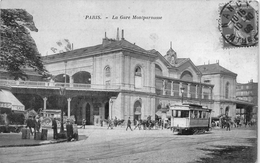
[86,103,91,125]
[105,102,109,119]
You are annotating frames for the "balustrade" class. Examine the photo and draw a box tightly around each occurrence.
[0,79,121,90]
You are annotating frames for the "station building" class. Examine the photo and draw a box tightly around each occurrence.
[40,30,238,124]
[1,30,251,125]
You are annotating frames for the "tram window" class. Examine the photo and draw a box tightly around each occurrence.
[177,110,181,117]
[194,110,198,118]
[199,111,202,118]
[173,110,189,118]
[173,110,177,117]
[205,112,209,118]
[203,112,206,118]
[190,110,195,118]
[181,111,189,117]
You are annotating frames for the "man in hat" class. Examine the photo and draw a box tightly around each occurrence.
[52,117,57,139]
[126,117,133,131]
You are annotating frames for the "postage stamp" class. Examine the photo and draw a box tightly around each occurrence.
[219,1,258,48]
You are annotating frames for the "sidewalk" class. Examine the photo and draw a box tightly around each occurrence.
[0,128,87,148]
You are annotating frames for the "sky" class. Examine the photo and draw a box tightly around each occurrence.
[1,0,259,83]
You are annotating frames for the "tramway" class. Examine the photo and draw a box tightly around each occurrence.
[170,104,212,135]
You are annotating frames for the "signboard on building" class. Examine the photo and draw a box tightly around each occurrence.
[0,102,12,108]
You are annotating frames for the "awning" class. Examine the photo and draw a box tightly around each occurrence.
[0,89,25,111]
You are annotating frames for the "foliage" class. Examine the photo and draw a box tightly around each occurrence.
[7,112,25,125]
[0,9,48,80]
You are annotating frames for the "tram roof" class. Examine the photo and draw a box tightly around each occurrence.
[170,103,211,111]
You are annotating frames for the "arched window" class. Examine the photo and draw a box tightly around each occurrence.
[104,66,111,86]
[105,66,111,77]
[134,100,142,124]
[180,71,193,81]
[225,82,229,99]
[155,64,163,76]
[135,66,142,88]
[135,67,142,76]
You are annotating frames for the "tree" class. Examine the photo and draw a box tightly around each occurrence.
[0,9,48,80]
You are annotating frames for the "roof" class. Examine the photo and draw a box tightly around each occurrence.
[42,39,155,63]
[196,63,237,77]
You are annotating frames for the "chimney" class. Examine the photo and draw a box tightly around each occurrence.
[121,29,124,40]
[116,28,119,40]
[72,43,73,50]
[208,60,210,64]
[102,32,116,46]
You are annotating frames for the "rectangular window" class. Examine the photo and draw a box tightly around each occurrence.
[199,111,202,118]
[181,110,189,117]
[194,110,198,118]
[173,110,189,118]
[202,112,206,118]
[190,110,195,118]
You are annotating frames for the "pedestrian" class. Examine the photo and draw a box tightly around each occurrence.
[114,116,117,127]
[134,119,141,130]
[126,117,133,131]
[66,119,73,141]
[100,116,103,127]
[34,116,41,133]
[25,117,34,135]
[81,119,86,129]
[107,118,113,129]
[226,121,231,131]
[52,117,58,139]
[161,118,164,130]
[32,116,37,134]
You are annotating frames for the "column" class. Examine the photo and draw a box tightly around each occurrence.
[210,87,213,100]
[201,86,204,99]
[171,81,174,96]
[67,98,71,118]
[70,76,74,87]
[179,82,183,96]
[195,85,198,98]
[187,84,191,98]
[162,80,166,95]
[43,97,47,117]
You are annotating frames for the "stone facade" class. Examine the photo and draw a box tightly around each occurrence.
[0,32,241,124]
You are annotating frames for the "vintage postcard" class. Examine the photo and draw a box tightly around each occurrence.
[0,0,258,162]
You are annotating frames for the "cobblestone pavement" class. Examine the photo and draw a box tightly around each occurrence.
[0,126,257,163]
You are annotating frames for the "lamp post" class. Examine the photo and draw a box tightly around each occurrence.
[59,61,67,134]
[181,87,185,104]
[59,87,66,133]
[110,99,113,119]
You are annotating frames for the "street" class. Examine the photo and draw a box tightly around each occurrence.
[0,126,257,163]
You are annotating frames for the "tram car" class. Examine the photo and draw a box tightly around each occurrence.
[170,104,212,135]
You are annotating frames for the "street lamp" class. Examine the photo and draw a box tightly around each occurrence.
[181,87,185,104]
[59,61,67,134]
[110,99,113,119]
[59,87,66,133]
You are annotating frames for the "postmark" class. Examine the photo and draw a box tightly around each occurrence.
[219,1,258,48]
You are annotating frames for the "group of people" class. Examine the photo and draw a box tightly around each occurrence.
[25,116,41,136]
[106,116,118,129]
